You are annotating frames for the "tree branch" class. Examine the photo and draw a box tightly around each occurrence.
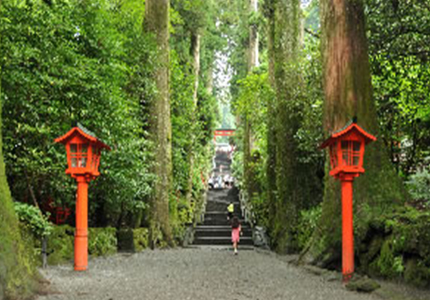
[305,28,320,39]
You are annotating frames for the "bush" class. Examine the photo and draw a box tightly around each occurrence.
[133,228,149,252]
[406,169,430,207]
[359,207,430,287]
[88,227,117,257]
[14,202,53,238]
[47,226,117,265]
[296,205,322,251]
[47,225,75,265]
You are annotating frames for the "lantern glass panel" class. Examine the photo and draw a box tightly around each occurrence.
[91,145,98,171]
[81,144,88,167]
[70,144,78,167]
[70,143,88,168]
[352,141,361,166]
[340,141,361,166]
[341,141,349,165]
[80,144,88,167]
[329,143,338,168]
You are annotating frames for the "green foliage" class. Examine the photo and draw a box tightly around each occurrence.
[43,225,151,263]
[232,70,271,203]
[47,226,118,264]
[404,259,430,288]
[1,0,155,227]
[296,205,322,251]
[169,0,218,212]
[406,169,430,206]
[231,151,244,189]
[359,207,430,287]
[47,225,75,265]
[14,202,53,238]
[367,0,430,177]
[88,228,117,257]
[229,2,325,254]
[170,49,195,193]
[372,240,404,278]
[133,228,149,252]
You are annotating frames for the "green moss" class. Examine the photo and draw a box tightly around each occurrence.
[359,235,384,274]
[345,276,381,293]
[133,228,149,252]
[47,225,74,265]
[89,227,117,256]
[375,239,396,277]
[356,207,430,287]
[404,258,430,288]
[0,166,37,299]
[47,226,117,265]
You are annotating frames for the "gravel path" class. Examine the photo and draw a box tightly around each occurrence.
[38,248,381,300]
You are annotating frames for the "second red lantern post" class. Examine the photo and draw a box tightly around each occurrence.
[320,120,376,282]
[55,124,111,271]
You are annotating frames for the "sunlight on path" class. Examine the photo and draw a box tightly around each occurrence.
[39,249,379,300]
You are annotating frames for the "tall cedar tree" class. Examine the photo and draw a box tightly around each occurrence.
[264,0,277,239]
[266,0,318,253]
[144,0,173,246]
[185,27,201,203]
[301,0,407,267]
[243,0,259,202]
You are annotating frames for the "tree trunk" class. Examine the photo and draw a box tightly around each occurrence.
[269,0,306,253]
[266,1,278,239]
[206,64,214,95]
[191,32,201,106]
[301,0,407,267]
[0,26,36,299]
[185,31,201,203]
[248,0,259,72]
[144,0,173,246]
[243,0,259,203]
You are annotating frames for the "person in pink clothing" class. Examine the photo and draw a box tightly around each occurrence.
[231,216,242,255]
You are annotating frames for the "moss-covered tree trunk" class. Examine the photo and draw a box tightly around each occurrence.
[265,0,317,253]
[185,31,201,203]
[144,0,173,246]
[0,0,37,296]
[247,0,259,72]
[301,0,406,267]
[265,0,278,235]
[243,0,259,202]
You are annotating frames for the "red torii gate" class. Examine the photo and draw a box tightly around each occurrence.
[213,129,235,141]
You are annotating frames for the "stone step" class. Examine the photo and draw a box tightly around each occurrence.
[186,245,254,251]
[195,224,251,230]
[202,218,245,226]
[193,236,254,246]
[195,228,252,238]
[203,212,244,221]
[206,204,238,211]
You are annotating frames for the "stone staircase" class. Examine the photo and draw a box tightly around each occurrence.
[192,151,253,249]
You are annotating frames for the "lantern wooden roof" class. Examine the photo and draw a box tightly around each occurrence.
[54,123,111,150]
[320,120,376,149]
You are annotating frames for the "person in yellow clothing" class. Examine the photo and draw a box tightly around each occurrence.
[227,202,234,220]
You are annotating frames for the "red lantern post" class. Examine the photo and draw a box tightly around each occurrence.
[320,120,376,282]
[55,124,110,271]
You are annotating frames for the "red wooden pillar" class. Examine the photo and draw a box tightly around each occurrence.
[341,175,354,282]
[74,177,89,271]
